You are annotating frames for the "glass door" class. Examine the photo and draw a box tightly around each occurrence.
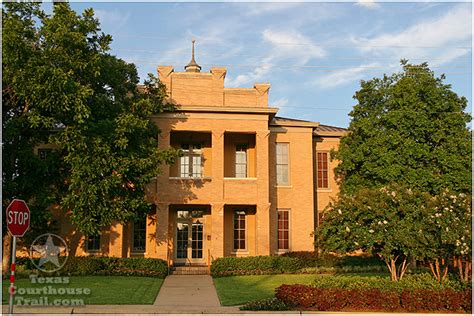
[175,211,205,264]
[191,220,203,260]
[176,223,189,260]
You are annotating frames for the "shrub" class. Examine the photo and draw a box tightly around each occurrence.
[15,256,168,278]
[310,273,466,292]
[15,257,36,270]
[281,252,385,268]
[211,256,302,277]
[280,251,323,267]
[400,289,472,313]
[299,265,385,274]
[62,256,106,275]
[275,284,472,312]
[101,257,168,277]
[240,297,291,311]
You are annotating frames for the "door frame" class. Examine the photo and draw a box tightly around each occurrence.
[174,211,206,265]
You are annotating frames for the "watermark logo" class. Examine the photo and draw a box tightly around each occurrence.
[29,233,68,273]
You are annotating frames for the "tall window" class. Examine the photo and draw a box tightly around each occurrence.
[180,144,202,178]
[86,234,101,252]
[277,209,290,251]
[317,152,329,188]
[235,144,247,178]
[133,217,147,252]
[233,211,246,250]
[276,143,289,185]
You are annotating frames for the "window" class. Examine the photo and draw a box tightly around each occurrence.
[235,144,247,178]
[132,217,147,252]
[86,234,101,252]
[233,211,246,250]
[276,143,289,185]
[277,209,290,251]
[180,144,202,178]
[317,152,329,188]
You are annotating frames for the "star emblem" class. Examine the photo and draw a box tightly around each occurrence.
[31,234,66,268]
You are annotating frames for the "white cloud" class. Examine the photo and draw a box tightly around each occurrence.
[352,5,471,64]
[355,0,379,10]
[312,5,472,90]
[262,29,326,63]
[226,29,326,87]
[313,63,382,89]
[226,61,273,87]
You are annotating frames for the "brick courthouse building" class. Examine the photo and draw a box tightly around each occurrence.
[59,45,347,266]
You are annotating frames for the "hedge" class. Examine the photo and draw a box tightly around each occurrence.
[239,297,290,311]
[211,256,303,276]
[275,284,472,312]
[211,253,387,276]
[281,252,384,268]
[310,273,467,292]
[14,256,168,278]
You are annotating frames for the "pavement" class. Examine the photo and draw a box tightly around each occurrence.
[153,274,238,313]
[1,275,469,315]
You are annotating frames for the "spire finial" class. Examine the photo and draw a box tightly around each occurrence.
[185,39,201,73]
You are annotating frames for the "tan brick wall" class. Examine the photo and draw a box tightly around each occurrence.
[314,136,342,223]
[26,66,343,261]
[269,126,315,253]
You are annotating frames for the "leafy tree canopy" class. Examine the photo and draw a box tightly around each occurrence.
[332,61,471,195]
[3,2,179,238]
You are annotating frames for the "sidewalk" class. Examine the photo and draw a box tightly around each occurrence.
[1,305,468,315]
[153,274,239,313]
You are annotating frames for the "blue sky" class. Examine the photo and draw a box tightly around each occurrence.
[64,2,471,128]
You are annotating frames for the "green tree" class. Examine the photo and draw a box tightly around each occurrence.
[318,185,434,281]
[2,2,64,273]
[2,2,179,271]
[332,61,471,195]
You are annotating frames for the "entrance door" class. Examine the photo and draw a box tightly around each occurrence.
[175,211,205,264]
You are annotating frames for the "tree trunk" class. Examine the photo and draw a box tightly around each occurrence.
[385,257,399,281]
[384,256,409,281]
[398,257,408,280]
[2,233,12,277]
[429,258,449,282]
[454,256,472,283]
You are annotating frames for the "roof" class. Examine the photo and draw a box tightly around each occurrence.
[314,124,348,136]
[270,116,319,128]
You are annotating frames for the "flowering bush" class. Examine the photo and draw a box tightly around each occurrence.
[318,184,472,282]
[425,190,472,282]
[275,284,472,312]
[318,184,434,281]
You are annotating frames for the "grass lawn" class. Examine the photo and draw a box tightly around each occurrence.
[213,273,391,306]
[213,274,317,306]
[2,276,163,305]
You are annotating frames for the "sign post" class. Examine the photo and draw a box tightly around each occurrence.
[6,199,30,315]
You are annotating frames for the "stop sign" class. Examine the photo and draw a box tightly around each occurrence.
[6,199,30,237]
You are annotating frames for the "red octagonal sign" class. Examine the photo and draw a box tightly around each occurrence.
[6,199,30,237]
